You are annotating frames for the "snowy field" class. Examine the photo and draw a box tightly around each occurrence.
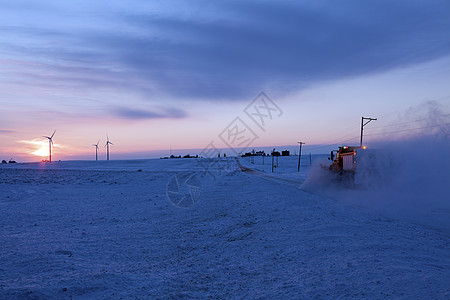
[0,151,449,298]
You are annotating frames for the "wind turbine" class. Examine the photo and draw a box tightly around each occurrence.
[105,135,113,161]
[93,140,99,161]
[43,130,56,162]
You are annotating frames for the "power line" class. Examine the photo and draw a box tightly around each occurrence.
[300,122,360,149]
[368,113,450,130]
[365,123,450,136]
[304,101,449,151]
[308,122,449,150]
[307,136,360,151]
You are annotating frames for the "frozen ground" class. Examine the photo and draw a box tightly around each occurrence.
[0,156,449,299]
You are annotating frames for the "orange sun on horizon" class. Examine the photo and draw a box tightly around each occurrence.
[32,143,50,157]
[21,139,52,158]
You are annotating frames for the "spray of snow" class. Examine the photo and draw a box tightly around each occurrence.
[302,101,450,229]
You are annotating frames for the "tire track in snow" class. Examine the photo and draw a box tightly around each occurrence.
[234,157,305,188]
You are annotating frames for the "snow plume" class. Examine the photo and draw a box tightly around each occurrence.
[365,100,450,215]
[374,134,449,210]
[401,99,449,137]
[302,101,450,229]
[369,99,449,141]
[300,156,337,190]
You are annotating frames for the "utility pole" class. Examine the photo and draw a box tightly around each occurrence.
[297,142,305,172]
[360,117,377,146]
[271,149,275,173]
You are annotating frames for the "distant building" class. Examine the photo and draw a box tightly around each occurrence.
[281,150,290,156]
[241,150,265,157]
[272,151,281,156]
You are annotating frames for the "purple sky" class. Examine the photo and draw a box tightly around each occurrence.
[1,0,449,161]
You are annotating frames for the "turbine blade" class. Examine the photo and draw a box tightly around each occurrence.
[50,130,56,138]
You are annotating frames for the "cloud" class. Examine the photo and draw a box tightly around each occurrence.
[0,129,15,134]
[111,107,187,120]
[117,0,450,98]
[1,0,449,101]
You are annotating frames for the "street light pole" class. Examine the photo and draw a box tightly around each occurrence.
[297,142,305,172]
[360,117,377,146]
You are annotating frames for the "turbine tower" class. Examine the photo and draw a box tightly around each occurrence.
[43,130,56,162]
[93,140,99,161]
[105,135,113,161]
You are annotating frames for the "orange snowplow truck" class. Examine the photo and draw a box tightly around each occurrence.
[329,146,367,174]
[328,145,389,187]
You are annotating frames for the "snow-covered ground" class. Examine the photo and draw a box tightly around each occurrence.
[0,154,448,298]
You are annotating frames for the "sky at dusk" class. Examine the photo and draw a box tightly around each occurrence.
[1,0,449,162]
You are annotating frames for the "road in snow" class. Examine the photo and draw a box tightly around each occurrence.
[0,157,448,298]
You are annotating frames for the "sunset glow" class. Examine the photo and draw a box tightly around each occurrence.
[20,140,55,158]
[0,1,448,162]
[32,145,49,158]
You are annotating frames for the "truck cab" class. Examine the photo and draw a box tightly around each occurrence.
[329,146,367,173]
